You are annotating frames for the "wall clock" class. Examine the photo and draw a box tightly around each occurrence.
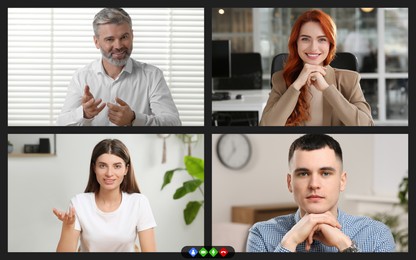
[216,134,252,170]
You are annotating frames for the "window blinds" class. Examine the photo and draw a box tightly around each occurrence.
[8,8,204,126]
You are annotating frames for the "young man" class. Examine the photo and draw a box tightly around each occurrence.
[247,134,395,252]
[56,8,181,126]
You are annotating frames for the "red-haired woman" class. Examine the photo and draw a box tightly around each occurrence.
[260,9,374,126]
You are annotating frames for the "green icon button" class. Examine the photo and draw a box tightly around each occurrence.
[199,247,208,257]
[209,247,218,257]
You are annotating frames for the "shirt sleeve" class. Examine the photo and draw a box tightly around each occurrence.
[371,222,397,252]
[132,68,182,126]
[136,195,157,232]
[323,71,374,126]
[55,71,93,126]
[246,225,264,252]
[69,199,82,231]
[259,71,299,126]
[246,224,287,252]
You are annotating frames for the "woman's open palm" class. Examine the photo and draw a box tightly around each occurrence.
[53,206,76,226]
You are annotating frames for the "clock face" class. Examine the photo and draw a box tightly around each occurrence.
[216,134,252,169]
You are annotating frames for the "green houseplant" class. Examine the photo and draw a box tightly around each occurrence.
[161,155,204,225]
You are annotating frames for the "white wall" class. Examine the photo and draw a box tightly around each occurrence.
[373,134,408,196]
[212,134,408,224]
[8,134,204,252]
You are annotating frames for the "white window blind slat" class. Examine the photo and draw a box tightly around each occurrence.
[8,7,204,126]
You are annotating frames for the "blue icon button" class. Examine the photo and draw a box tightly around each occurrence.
[188,247,198,257]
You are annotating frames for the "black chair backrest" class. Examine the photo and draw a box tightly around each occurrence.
[214,52,263,90]
[270,52,359,87]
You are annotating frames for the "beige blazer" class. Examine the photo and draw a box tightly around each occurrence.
[259,66,374,126]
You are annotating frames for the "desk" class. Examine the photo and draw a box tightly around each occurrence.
[212,89,270,123]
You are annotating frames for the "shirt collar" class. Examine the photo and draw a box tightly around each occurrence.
[294,208,343,223]
[94,57,133,76]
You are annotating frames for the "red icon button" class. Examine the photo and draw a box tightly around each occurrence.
[219,247,228,257]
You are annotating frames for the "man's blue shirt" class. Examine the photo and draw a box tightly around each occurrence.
[247,209,396,252]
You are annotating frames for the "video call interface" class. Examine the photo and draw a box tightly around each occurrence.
[4,1,412,260]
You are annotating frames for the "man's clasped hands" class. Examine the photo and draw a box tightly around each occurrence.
[280,211,352,252]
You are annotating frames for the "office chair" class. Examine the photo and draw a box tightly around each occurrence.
[270,52,359,87]
[214,52,263,90]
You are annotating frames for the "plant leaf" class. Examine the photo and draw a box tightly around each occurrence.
[173,179,203,199]
[184,201,203,225]
[161,167,185,190]
[184,156,204,181]
[398,176,408,212]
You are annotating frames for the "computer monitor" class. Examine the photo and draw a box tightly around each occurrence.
[212,40,231,78]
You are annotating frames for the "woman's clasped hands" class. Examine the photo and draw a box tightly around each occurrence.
[293,63,330,91]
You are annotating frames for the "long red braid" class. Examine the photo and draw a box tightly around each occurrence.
[283,9,337,126]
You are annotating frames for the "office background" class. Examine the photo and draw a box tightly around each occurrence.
[212,8,408,126]
[8,134,204,252]
[212,134,408,252]
[8,8,204,126]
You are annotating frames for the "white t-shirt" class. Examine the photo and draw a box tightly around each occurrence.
[69,192,157,252]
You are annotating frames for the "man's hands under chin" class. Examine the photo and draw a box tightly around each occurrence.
[281,211,347,252]
[305,222,352,251]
